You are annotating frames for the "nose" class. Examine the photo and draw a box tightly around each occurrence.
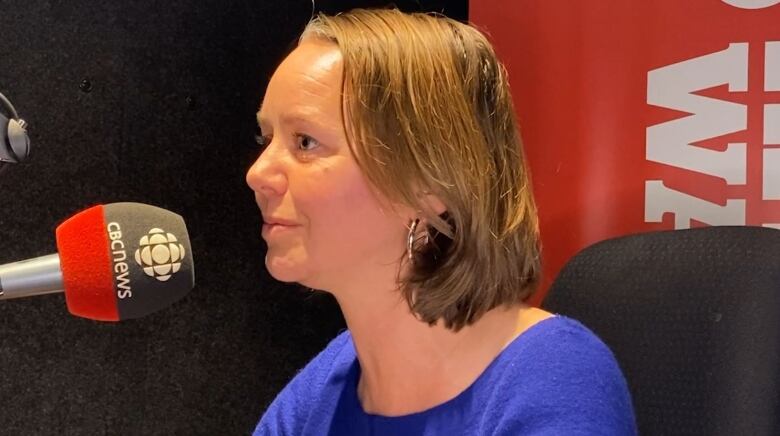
[246,141,288,198]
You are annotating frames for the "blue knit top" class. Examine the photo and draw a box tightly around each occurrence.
[254,315,637,435]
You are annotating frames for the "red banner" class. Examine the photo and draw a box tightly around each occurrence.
[471,1,780,304]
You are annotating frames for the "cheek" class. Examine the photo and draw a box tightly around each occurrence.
[299,167,405,263]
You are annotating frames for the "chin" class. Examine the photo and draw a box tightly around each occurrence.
[264,254,306,283]
[264,251,338,292]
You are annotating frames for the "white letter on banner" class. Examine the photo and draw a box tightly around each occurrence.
[763,149,780,200]
[647,43,748,184]
[722,0,780,9]
[766,41,780,91]
[645,181,746,229]
[765,42,780,214]
[765,104,780,146]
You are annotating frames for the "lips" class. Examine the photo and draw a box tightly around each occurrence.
[261,219,299,238]
[264,219,297,226]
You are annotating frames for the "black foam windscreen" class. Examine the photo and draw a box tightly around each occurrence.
[0,1,467,434]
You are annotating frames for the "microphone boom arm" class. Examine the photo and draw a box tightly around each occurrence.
[0,254,64,300]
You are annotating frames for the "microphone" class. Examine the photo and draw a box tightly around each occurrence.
[0,202,195,321]
[0,91,30,169]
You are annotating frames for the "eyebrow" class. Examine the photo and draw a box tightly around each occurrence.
[256,106,334,133]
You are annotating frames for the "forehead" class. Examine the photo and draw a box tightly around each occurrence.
[258,39,343,120]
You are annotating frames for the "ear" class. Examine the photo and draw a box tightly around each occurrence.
[400,187,447,222]
[420,192,447,216]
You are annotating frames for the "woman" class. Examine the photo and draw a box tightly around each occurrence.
[247,8,637,435]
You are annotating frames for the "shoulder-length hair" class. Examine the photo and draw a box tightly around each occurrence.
[301,8,540,331]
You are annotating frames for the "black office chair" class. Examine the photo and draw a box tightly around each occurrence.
[543,226,780,436]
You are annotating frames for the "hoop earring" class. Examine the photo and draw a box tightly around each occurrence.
[407,219,430,262]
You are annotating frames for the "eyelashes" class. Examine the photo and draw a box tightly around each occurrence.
[253,128,320,153]
[254,124,269,149]
[255,135,270,149]
[296,134,320,152]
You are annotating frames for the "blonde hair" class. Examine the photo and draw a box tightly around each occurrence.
[301,8,540,331]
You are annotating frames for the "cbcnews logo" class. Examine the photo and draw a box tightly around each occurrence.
[134,228,186,282]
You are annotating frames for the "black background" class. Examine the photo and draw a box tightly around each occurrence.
[0,0,466,434]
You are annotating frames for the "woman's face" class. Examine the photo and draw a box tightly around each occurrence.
[246,39,410,293]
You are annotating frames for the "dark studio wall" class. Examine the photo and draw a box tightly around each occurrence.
[0,0,466,434]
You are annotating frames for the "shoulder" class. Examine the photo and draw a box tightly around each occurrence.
[519,315,624,374]
[479,316,638,435]
[252,330,356,436]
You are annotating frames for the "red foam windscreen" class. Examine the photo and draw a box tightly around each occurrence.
[55,205,119,321]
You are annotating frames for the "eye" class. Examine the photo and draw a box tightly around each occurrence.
[255,134,271,148]
[296,134,320,152]
[255,125,271,149]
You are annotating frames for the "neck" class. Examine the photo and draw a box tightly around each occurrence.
[333,281,539,416]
